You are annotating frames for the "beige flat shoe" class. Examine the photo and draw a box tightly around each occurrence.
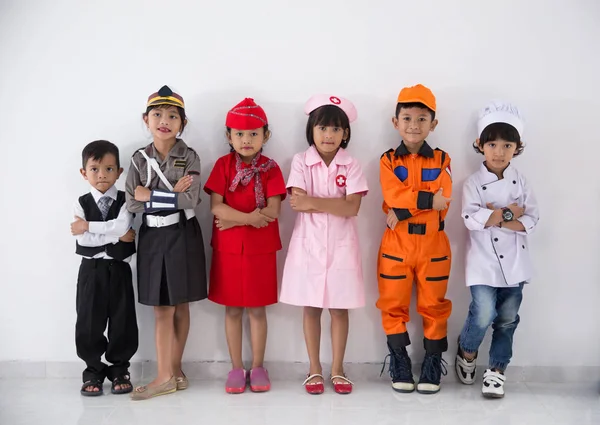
[176,372,188,391]
[130,376,177,401]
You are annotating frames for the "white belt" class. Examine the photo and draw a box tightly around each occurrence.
[145,212,181,228]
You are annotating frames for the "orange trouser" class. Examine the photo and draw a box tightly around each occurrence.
[376,223,452,352]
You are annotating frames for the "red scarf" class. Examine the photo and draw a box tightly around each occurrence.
[228,153,276,209]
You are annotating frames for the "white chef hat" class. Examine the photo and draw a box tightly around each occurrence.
[477,100,524,138]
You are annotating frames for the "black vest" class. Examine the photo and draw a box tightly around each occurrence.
[75,191,136,261]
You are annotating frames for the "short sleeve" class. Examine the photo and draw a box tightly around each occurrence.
[286,153,307,192]
[204,157,227,196]
[345,158,369,196]
[266,163,287,201]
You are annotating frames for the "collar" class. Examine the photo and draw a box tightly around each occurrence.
[90,185,117,203]
[478,161,517,183]
[304,145,353,166]
[146,139,188,159]
[394,141,434,158]
[232,151,266,168]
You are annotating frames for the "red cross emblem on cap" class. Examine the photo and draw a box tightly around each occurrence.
[329,96,341,105]
[336,174,347,187]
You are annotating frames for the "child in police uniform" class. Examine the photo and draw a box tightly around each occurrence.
[126,86,208,400]
[455,101,539,398]
[204,98,286,394]
[71,140,138,396]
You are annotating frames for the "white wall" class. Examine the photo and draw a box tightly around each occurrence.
[1,0,599,368]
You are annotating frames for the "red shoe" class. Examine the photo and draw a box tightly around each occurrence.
[331,375,353,394]
[302,374,324,395]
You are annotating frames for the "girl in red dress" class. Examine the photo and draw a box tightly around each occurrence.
[204,98,286,394]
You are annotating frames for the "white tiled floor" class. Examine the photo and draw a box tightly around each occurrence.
[0,378,598,425]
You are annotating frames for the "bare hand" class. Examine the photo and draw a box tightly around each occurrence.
[246,208,274,228]
[173,175,193,193]
[290,191,313,212]
[386,209,399,230]
[134,186,151,202]
[119,228,136,243]
[215,217,237,231]
[292,188,307,196]
[71,216,88,235]
[432,189,451,211]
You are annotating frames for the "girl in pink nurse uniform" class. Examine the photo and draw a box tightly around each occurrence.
[280,94,368,395]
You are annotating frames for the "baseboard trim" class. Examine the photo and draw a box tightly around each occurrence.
[1,361,598,383]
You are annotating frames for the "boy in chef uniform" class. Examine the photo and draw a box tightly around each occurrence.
[454,101,539,398]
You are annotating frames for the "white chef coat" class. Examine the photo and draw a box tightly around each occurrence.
[462,163,539,287]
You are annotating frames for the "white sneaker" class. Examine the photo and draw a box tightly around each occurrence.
[482,369,505,398]
[455,347,476,385]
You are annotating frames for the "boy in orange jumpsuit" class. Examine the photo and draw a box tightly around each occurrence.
[377,84,452,394]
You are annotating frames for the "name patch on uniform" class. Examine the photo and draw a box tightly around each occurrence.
[174,160,187,168]
[336,175,347,187]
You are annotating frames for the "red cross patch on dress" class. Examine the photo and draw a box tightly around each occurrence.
[329,96,341,105]
[336,174,347,187]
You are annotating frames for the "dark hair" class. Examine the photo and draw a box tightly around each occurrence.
[395,102,436,120]
[143,104,187,134]
[226,125,270,153]
[474,122,524,156]
[82,140,120,169]
[306,105,351,148]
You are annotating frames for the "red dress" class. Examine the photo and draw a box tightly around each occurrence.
[204,152,286,307]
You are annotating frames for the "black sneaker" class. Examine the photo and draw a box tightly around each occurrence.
[417,352,448,394]
[380,343,415,393]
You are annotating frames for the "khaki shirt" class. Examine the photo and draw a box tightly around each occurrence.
[125,139,201,214]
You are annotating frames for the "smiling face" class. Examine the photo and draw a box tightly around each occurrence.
[144,105,185,142]
[392,105,438,152]
[80,153,122,193]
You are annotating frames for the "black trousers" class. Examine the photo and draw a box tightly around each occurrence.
[75,258,138,383]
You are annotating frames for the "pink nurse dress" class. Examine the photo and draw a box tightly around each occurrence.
[280,145,368,309]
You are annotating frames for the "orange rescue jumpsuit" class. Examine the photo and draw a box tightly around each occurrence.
[376,141,452,353]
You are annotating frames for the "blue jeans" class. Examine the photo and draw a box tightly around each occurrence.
[458,283,524,371]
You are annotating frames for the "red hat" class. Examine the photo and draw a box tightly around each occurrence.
[226,98,268,130]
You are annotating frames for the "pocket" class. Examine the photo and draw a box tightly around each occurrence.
[379,252,407,280]
[166,165,185,187]
[425,254,451,282]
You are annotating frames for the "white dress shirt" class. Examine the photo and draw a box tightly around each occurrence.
[73,185,134,261]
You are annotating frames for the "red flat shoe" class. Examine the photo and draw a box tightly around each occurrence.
[331,375,353,394]
[302,374,325,395]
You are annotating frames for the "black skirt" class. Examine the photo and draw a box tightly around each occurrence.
[137,211,208,306]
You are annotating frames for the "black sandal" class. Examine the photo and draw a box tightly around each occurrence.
[111,374,133,395]
[80,379,104,396]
